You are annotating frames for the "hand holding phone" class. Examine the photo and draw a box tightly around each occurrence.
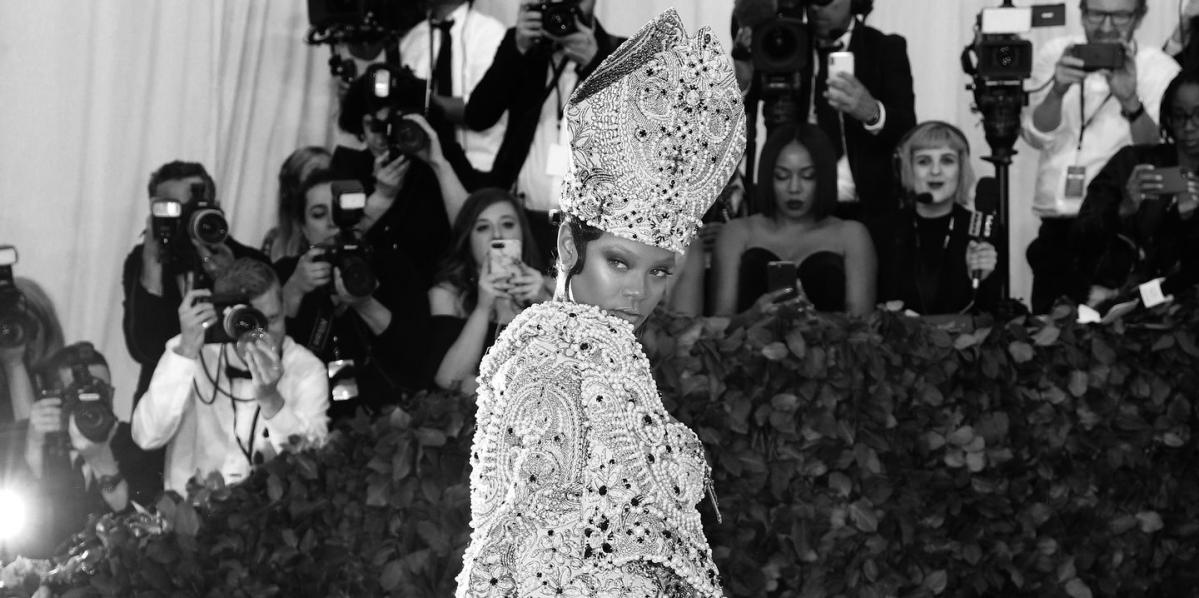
[487,239,523,281]
[828,51,855,79]
[766,261,799,303]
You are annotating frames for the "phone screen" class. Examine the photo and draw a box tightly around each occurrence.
[766,260,799,302]
[488,240,523,278]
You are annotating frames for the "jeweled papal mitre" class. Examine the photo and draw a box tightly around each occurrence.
[559,8,747,254]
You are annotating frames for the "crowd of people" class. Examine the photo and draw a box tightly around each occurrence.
[1,0,1198,564]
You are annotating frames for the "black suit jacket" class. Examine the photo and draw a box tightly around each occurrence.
[463,22,626,193]
[800,20,916,225]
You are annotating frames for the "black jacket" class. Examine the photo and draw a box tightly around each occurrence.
[463,22,627,192]
[802,20,916,228]
[1073,144,1199,291]
[880,204,1003,315]
[121,238,267,402]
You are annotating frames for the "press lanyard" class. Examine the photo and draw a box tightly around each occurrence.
[1077,91,1113,152]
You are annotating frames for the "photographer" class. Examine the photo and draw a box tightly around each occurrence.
[1,277,64,425]
[398,0,507,173]
[18,343,161,558]
[331,69,465,288]
[1072,71,1199,305]
[1021,0,1179,313]
[131,259,328,494]
[122,161,270,402]
[427,188,548,394]
[463,0,626,256]
[275,171,431,421]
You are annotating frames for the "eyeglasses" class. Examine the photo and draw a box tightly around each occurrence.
[1170,107,1199,128]
[1081,8,1138,27]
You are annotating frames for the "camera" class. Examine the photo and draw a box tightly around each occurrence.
[533,1,580,37]
[39,342,117,444]
[313,180,377,298]
[0,246,36,349]
[152,183,229,274]
[1069,43,1125,71]
[197,293,269,345]
[368,65,430,161]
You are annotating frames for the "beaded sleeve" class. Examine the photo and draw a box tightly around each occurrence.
[457,301,723,597]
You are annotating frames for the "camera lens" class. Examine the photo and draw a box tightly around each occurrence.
[0,312,32,349]
[338,254,377,298]
[391,119,430,156]
[224,305,268,340]
[763,27,798,60]
[191,209,229,245]
[73,399,116,442]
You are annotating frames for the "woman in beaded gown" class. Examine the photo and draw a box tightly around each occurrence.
[455,9,745,598]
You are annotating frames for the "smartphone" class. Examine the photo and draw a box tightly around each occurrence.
[828,51,855,78]
[1155,166,1191,195]
[1070,43,1124,71]
[487,239,523,279]
[766,260,799,302]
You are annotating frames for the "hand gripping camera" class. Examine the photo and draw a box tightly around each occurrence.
[41,343,118,445]
[150,182,230,281]
[534,0,580,37]
[368,65,430,161]
[313,181,377,298]
[197,293,269,345]
[0,246,37,349]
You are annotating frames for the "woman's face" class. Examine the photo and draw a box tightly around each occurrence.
[470,201,523,267]
[561,231,678,328]
[772,141,817,220]
[302,183,340,246]
[362,107,391,157]
[911,146,961,204]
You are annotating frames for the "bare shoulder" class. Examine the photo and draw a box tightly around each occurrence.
[830,218,874,249]
[428,283,465,317]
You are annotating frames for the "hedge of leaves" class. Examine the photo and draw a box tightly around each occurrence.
[30,296,1199,597]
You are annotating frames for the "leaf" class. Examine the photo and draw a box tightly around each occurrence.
[1008,341,1034,363]
[1068,371,1089,397]
[1092,338,1116,364]
[267,473,284,502]
[1136,511,1164,533]
[771,393,800,412]
[416,521,451,554]
[175,500,200,537]
[380,559,405,591]
[829,471,853,497]
[415,427,448,447]
[366,480,389,507]
[1065,578,1094,598]
[920,385,944,407]
[849,499,879,532]
[785,327,807,359]
[762,342,789,361]
[923,569,948,595]
[389,408,413,429]
[1032,325,1060,346]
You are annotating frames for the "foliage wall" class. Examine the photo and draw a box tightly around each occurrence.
[15,298,1199,597]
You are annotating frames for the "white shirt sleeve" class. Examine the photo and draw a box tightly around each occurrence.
[262,339,330,451]
[863,101,886,134]
[131,335,197,450]
[1022,37,1073,148]
[1137,49,1182,127]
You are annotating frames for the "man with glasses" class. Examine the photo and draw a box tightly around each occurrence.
[1022,0,1179,313]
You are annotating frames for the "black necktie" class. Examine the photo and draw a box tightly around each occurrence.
[433,19,455,97]
[814,42,845,157]
[226,365,252,380]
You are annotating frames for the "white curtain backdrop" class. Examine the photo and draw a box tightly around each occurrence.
[0,0,1186,417]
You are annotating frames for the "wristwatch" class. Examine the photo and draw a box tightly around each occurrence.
[864,102,882,127]
[98,472,124,493]
[1121,99,1145,121]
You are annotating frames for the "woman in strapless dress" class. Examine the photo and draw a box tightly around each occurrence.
[712,122,877,316]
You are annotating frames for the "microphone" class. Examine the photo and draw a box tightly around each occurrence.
[914,192,934,205]
[969,177,999,290]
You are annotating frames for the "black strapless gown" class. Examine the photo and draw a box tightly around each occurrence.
[737,247,847,312]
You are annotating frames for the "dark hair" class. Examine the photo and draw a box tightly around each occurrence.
[1159,71,1199,143]
[214,258,279,299]
[338,66,394,137]
[754,122,838,220]
[851,0,873,16]
[147,161,216,203]
[46,341,109,374]
[434,188,545,313]
[1078,0,1147,15]
[273,147,332,261]
[560,214,605,280]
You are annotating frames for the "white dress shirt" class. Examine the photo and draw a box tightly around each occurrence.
[132,335,329,494]
[808,19,886,203]
[1022,35,1179,218]
[517,54,578,213]
[400,2,507,171]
